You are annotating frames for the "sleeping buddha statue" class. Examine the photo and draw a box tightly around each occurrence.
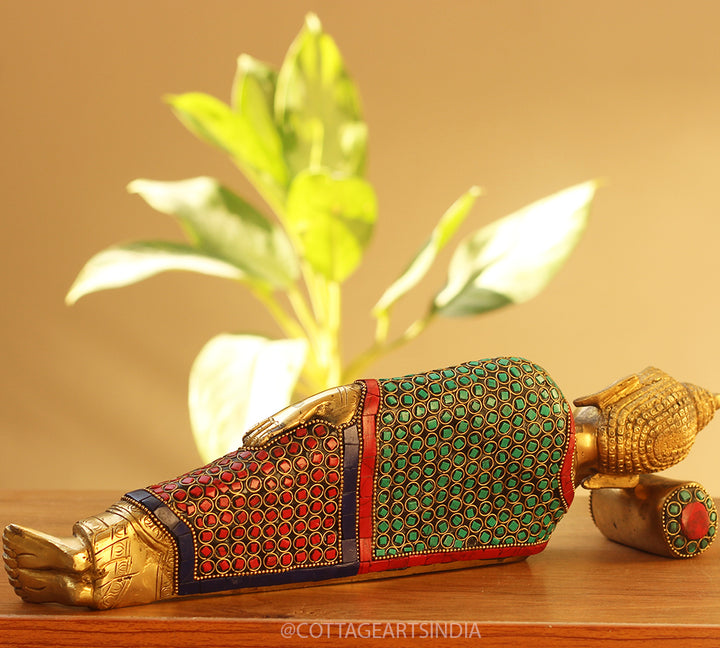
[3,357,718,609]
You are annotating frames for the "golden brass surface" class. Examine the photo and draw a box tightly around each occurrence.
[243,383,363,447]
[4,500,175,610]
[2,363,718,609]
[574,366,718,477]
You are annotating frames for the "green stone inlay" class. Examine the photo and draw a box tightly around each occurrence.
[679,489,692,503]
[374,358,571,558]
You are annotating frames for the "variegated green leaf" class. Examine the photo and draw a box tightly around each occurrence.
[373,186,482,318]
[128,177,298,287]
[434,181,597,317]
[66,241,245,305]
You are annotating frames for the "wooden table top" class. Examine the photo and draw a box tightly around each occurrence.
[1,490,718,647]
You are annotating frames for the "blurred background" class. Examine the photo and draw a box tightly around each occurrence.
[1,1,719,495]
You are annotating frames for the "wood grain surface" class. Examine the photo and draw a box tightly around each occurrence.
[1,490,718,646]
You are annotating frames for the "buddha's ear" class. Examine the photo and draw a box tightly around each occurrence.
[573,373,642,409]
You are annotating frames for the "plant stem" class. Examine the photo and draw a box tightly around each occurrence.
[342,310,437,383]
[251,286,306,340]
[324,280,342,387]
[287,284,321,341]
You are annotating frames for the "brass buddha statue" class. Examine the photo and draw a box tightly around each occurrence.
[3,357,718,609]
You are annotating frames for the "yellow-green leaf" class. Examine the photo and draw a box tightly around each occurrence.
[167,92,287,206]
[275,13,366,177]
[286,170,377,282]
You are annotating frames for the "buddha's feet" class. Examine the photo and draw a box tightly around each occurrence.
[3,524,94,606]
[3,500,177,609]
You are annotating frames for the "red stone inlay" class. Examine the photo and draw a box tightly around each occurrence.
[681,501,711,540]
[357,379,381,572]
[146,421,343,579]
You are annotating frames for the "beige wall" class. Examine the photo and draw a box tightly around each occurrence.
[2,1,720,495]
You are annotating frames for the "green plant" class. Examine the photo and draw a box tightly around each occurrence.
[67,14,597,462]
